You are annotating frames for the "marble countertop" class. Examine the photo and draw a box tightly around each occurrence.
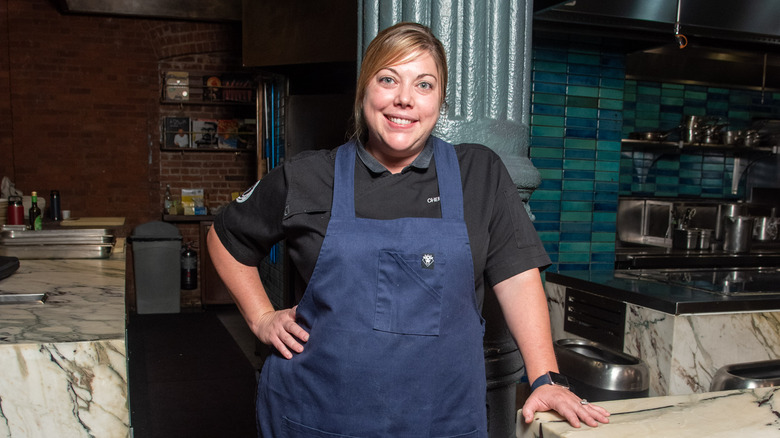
[0,239,130,437]
[519,387,780,438]
[546,270,780,314]
[0,239,126,344]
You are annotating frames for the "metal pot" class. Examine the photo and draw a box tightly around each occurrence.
[697,228,713,249]
[741,130,760,147]
[672,228,711,250]
[672,228,699,250]
[630,131,668,141]
[700,125,721,144]
[723,216,755,253]
[753,216,778,241]
[722,130,741,145]
[715,203,747,241]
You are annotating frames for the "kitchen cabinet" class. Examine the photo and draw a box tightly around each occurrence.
[161,216,233,307]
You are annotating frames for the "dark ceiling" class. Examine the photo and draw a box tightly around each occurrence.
[534,0,780,90]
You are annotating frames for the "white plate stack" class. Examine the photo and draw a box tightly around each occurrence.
[0,199,7,226]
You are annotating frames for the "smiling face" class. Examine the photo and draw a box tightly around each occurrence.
[363,52,442,172]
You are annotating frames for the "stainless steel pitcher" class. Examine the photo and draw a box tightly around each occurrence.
[723,216,755,253]
[715,203,747,241]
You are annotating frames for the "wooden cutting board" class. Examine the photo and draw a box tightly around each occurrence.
[60,217,126,227]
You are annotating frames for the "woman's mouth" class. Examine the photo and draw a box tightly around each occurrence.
[387,116,414,126]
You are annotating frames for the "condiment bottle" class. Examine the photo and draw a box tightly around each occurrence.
[164,184,173,214]
[50,190,61,221]
[29,191,42,230]
[7,196,23,225]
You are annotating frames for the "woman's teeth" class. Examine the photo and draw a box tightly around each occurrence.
[388,116,412,125]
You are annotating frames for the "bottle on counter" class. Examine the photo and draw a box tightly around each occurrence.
[29,191,42,230]
[50,190,61,221]
[164,184,173,214]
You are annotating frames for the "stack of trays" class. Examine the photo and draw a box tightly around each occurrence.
[0,228,115,259]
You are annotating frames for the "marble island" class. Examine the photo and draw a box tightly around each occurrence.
[0,240,129,437]
[519,387,780,437]
[545,270,780,397]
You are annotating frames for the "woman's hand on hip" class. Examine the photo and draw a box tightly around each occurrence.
[522,384,610,428]
[255,306,309,359]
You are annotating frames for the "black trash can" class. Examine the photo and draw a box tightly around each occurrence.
[131,221,182,314]
[554,338,649,402]
[710,359,780,391]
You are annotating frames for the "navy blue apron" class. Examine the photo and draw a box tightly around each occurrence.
[257,138,487,437]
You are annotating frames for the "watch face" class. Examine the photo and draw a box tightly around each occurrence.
[550,372,570,388]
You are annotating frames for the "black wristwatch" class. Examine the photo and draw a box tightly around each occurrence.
[531,371,570,391]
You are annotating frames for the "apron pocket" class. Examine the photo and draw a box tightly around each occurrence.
[282,417,361,438]
[374,250,444,336]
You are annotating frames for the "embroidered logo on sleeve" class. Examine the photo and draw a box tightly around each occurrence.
[236,181,261,203]
[421,253,435,269]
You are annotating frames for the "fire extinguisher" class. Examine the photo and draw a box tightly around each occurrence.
[181,243,198,290]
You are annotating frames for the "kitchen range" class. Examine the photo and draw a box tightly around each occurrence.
[614,196,780,297]
[543,195,780,405]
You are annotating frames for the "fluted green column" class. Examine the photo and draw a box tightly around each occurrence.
[358,0,540,217]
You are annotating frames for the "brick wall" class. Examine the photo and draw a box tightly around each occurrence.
[1,0,261,308]
[2,0,159,236]
[0,0,257,237]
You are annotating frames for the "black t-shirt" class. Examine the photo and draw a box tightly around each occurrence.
[214,139,550,309]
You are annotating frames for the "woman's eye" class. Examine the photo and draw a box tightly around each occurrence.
[379,76,395,85]
[418,81,432,90]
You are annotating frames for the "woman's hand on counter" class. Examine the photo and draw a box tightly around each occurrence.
[522,384,610,428]
[255,306,309,360]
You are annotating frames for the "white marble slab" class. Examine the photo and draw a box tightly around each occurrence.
[519,387,780,438]
[545,280,780,397]
[0,340,129,438]
[0,243,129,437]
[0,258,126,344]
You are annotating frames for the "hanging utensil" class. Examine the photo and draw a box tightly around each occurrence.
[674,0,688,49]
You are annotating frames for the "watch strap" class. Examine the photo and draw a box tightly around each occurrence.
[531,371,569,391]
[530,373,552,391]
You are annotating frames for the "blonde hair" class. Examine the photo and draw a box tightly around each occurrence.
[351,22,448,143]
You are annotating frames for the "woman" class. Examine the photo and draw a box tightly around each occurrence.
[209,22,609,437]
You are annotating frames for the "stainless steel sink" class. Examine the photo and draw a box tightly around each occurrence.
[0,293,48,305]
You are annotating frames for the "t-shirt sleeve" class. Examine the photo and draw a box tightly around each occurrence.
[212,165,287,266]
[484,155,551,286]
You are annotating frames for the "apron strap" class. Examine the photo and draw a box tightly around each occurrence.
[332,141,357,218]
[332,138,464,220]
[432,137,464,221]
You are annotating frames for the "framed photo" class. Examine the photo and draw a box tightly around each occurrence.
[164,71,189,101]
[163,117,191,148]
[192,118,218,148]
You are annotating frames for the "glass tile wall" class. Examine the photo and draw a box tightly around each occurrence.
[529,32,780,273]
[529,34,625,273]
[620,83,780,197]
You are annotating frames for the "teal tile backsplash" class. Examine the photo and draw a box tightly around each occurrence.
[529,33,780,273]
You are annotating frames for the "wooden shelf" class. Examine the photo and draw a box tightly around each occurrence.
[160,99,255,107]
[160,147,254,153]
[163,214,215,222]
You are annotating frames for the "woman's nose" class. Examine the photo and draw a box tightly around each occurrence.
[395,86,413,107]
